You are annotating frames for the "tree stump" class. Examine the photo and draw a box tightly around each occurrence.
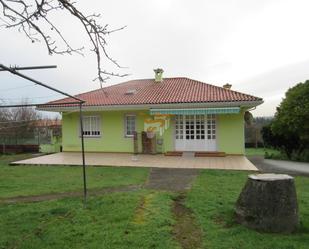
[235,173,299,233]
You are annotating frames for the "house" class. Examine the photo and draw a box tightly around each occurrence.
[35,119,62,153]
[0,118,61,154]
[40,69,263,155]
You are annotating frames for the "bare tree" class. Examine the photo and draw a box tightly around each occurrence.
[0,0,129,87]
[0,100,41,144]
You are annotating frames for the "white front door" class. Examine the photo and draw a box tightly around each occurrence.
[175,114,217,151]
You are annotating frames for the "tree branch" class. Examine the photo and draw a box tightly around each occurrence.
[0,0,128,87]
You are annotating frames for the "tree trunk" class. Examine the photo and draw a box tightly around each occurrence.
[235,173,299,233]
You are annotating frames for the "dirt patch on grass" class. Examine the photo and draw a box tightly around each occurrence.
[172,194,203,249]
[212,213,235,228]
[145,168,199,191]
[0,185,141,204]
[132,193,155,225]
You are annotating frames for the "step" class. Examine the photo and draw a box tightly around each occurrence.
[195,151,226,157]
[165,151,183,156]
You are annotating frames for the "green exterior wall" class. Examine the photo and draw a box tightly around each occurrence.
[40,143,61,153]
[62,110,174,153]
[62,110,245,155]
[40,136,62,153]
[217,112,245,154]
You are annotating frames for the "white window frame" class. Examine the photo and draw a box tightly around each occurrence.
[175,114,216,140]
[124,114,136,138]
[81,116,101,137]
[206,114,216,140]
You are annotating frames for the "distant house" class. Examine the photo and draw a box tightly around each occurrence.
[35,119,61,138]
[0,118,61,154]
[40,69,263,155]
[35,119,62,153]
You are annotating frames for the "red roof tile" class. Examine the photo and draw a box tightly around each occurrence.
[47,77,262,106]
[34,119,61,127]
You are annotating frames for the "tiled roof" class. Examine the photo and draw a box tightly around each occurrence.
[47,77,262,106]
[34,119,61,127]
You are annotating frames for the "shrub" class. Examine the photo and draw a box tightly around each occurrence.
[261,80,309,161]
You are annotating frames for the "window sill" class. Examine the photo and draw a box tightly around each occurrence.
[125,135,134,138]
[80,135,101,138]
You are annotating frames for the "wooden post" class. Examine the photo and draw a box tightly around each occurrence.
[37,128,40,145]
[255,128,258,148]
[133,131,138,155]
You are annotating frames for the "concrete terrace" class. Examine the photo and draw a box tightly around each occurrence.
[12,152,258,171]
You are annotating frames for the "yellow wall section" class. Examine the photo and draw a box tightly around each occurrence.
[217,112,245,154]
[62,110,245,154]
[62,110,174,153]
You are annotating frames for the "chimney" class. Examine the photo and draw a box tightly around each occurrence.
[154,68,164,82]
[223,83,232,90]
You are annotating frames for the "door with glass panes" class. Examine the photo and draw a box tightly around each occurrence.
[174,114,216,151]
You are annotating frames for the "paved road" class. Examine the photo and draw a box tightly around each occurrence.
[248,156,309,176]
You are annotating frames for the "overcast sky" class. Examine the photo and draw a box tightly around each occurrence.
[1,0,309,116]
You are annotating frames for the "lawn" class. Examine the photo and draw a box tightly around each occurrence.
[0,154,308,249]
[186,170,309,249]
[0,154,149,198]
[245,147,280,157]
[0,191,178,249]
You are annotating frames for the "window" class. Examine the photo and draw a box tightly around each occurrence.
[195,115,205,140]
[206,114,216,140]
[175,114,216,140]
[175,115,184,139]
[185,115,195,140]
[82,116,101,137]
[125,114,136,137]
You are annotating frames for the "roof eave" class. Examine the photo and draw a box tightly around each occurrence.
[37,100,264,112]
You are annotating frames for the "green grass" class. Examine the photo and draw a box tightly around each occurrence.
[1,154,309,248]
[0,191,179,249]
[186,170,309,249]
[0,153,37,165]
[0,154,178,248]
[245,147,281,157]
[0,154,149,198]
